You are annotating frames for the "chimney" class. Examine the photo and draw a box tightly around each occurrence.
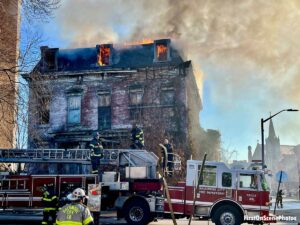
[154,39,171,62]
[248,146,253,163]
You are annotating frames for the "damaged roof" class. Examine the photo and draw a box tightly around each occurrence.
[41,39,184,73]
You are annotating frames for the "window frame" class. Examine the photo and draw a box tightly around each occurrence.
[221,172,232,188]
[97,90,112,130]
[67,94,82,125]
[238,173,260,190]
[198,165,217,187]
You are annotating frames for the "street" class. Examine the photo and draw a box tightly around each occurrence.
[1,198,299,225]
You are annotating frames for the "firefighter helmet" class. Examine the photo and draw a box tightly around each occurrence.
[67,188,88,201]
[93,131,100,138]
[40,184,48,192]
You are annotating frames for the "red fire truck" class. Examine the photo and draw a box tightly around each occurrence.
[166,160,271,225]
[0,148,271,225]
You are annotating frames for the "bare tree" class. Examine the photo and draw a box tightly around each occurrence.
[0,0,60,172]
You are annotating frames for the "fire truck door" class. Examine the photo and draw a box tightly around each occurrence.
[32,176,57,206]
[237,173,262,211]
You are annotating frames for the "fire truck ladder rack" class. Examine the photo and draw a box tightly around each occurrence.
[0,178,33,208]
[0,148,91,164]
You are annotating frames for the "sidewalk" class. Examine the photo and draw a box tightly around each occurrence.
[271,198,300,211]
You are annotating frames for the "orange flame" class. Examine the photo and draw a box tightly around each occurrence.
[157,44,168,61]
[98,45,110,66]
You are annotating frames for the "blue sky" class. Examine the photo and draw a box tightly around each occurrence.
[21,0,300,161]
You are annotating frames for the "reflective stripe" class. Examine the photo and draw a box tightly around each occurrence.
[56,221,82,225]
[42,198,54,202]
[83,216,93,225]
[52,196,57,200]
[42,222,48,225]
[44,207,57,211]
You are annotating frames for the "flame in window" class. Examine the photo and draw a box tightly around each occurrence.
[156,44,168,61]
[97,45,110,66]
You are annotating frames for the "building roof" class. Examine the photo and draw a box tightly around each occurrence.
[268,119,276,139]
[252,143,262,162]
[280,145,295,155]
[40,39,185,73]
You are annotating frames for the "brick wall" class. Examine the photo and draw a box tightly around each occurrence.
[0,0,20,148]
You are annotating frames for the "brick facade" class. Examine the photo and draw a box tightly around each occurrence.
[26,39,220,163]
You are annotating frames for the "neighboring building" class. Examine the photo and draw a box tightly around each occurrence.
[25,39,220,174]
[251,119,299,197]
[0,0,20,148]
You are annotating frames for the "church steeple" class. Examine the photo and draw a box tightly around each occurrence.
[268,118,276,139]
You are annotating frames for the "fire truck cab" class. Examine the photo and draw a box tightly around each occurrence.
[167,160,270,225]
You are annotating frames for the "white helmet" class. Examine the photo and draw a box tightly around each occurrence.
[67,188,88,201]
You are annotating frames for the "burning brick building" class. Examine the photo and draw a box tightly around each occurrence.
[26,39,220,161]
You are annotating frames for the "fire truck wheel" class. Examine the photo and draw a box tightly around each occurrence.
[124,199,150,225]
[213,205,242,225]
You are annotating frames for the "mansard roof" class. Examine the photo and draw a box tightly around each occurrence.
[38,39,184,73]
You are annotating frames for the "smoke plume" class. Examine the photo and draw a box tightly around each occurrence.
[53,0,300,154]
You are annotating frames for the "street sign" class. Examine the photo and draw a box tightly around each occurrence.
[275,170,288,183]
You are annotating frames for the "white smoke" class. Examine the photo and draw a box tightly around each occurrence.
[51,0,300,153]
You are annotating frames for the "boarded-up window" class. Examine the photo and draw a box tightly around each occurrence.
[98,92,111,130]
[129,87,143,105]
[98,92,111,107]
[67,96,81,124]
[161,86,175,105]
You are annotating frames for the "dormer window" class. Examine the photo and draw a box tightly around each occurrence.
[41,47,58,71]
[154,39,170,62]
[97,44,112,66]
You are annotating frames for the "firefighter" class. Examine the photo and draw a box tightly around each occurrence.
[89,132,104,174]
[276,189,284,208]
[41,184,58,225]
[130,123,144,149]
[56,188,94,225]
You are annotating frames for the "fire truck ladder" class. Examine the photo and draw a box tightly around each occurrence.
[0,148,91,164]
[0,178,33,208]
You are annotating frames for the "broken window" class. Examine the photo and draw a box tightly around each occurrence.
[67,95,81,125]
[129,108,143,121]
[161,86,175,105]
[44,49,57,70]
[98,91,111,130]
[129,86,144,121]
[38,96,50,125]
[156,43,168,61]
[97,45,111,66]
